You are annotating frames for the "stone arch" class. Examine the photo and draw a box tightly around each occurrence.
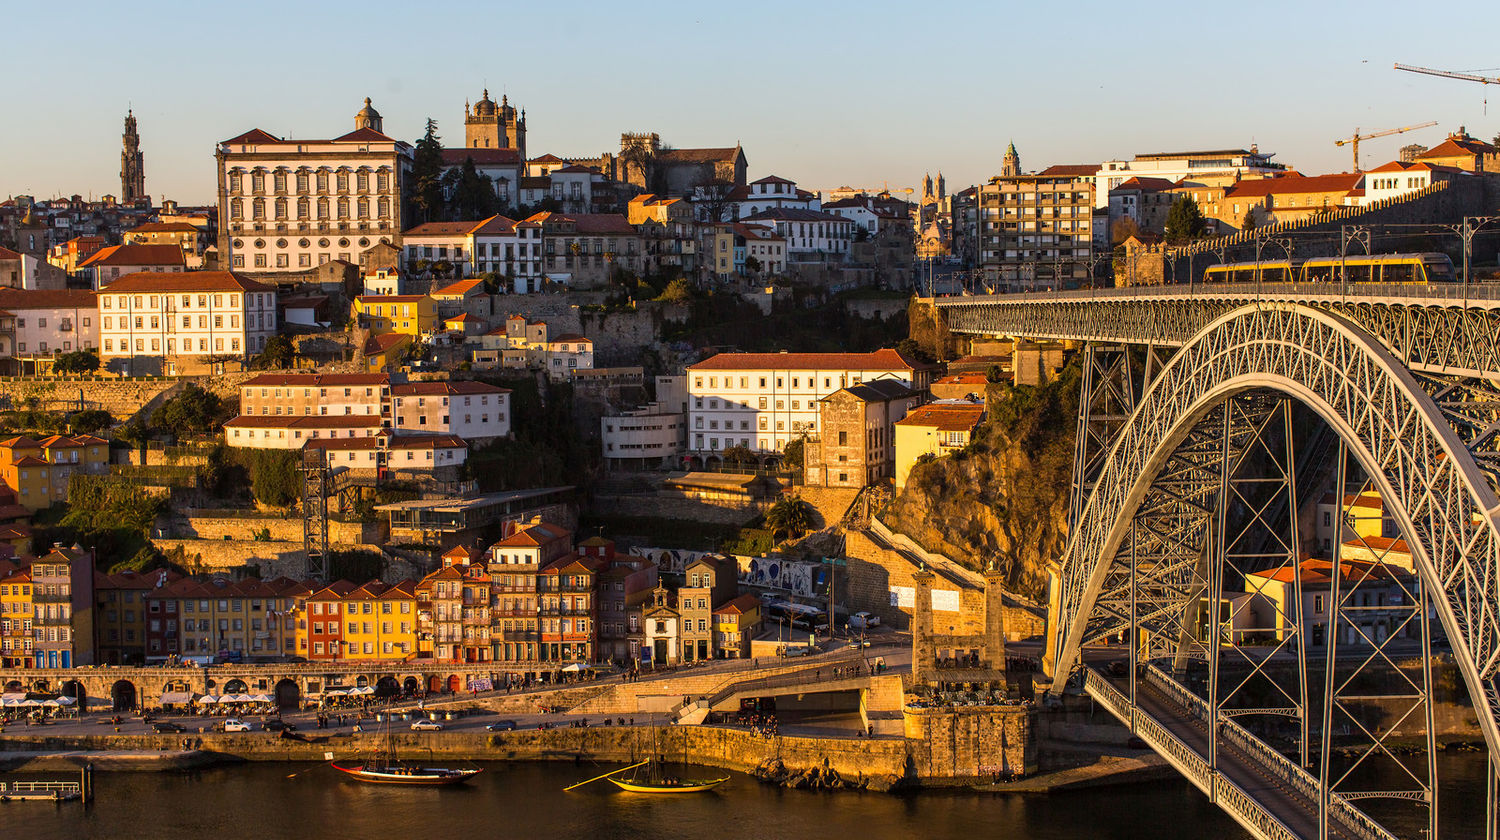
[1054,303,1500,757]
[30,678,50,693]
[375,676,399,698]
[446,674,461,693]
[403,677,420,695]
[274,679,300,710]
[111,680,137,712]
[427,675,442,694]
[60,680,86,708]
[4,679,22,692]
[354,675,369,688]
[223,678,248,695]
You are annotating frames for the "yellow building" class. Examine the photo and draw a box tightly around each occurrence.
[0,565,33,667]
[0,434,110,511]
[712,593,762,659]
[340,580,418,660]
[363,332,412,372]
[352,294,438,337]
[892,403,986,488]
[147,576,307,663]
[702,224,735,281]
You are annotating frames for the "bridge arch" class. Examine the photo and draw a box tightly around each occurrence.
[1053,302,1500,759]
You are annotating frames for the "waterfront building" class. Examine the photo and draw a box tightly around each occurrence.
[0,566,32,667]
[641,584,681,666]
[582,537,657,664]
[97,271,278,376]
[537,553,604,663]
[416,546,492,663]
[147,576,306,662]
[892,402,986,488]
[677,555,737,662]
[339,580,418,660]
[238,372,390,419]
[95,569,181,665]
[487,520,572,664]
[215,99,412,275]
[712,594,763,659]
[28,545,96,668]
[302,580,361,661]
[684,349,930,458]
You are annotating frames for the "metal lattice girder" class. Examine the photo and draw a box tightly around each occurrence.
[935,285,1500,378]
[1048,302,1500,775]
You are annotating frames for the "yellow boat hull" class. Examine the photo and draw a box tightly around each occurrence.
[607,776,727,793]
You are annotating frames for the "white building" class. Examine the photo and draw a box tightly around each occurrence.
[305,431,468,472]
[733,224,786,276]
[216,99,412,274]
[684,349,931,456]
[401,215,542,289]
[389,381,511,441]
[363,268,407,296]
[238,372,390,418]
[0,289,98,372]
[739,209,854,263]
[545,334,593,379]
[601,404,685,469]
[728,175,820,219]
[97,271,277,376]
[1089,148,1284,209]
[1360,160,1466,205]
[223,415,383,449]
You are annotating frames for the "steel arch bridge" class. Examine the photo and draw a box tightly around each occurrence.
[935,289,1500,840]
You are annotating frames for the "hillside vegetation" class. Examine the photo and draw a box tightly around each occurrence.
[883,363,1079,600]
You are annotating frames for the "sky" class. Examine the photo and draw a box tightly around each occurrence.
[4,0,1500,206]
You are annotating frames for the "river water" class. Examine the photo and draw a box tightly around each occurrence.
[6,754,1488,839]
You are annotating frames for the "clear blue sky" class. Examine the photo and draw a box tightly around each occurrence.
[4,0,1498,205]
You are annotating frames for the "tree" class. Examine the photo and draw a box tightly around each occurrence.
[693,178,735,224]
[408,119,446,223]
[655,277,695,304]
[1164,195,1207,244]
[780,438,806,470]
[1110,216,1141,246]
[255,334,296,369]
[744,255,762,278]
[68,409,114,435]
[1241,208,1258,232]
[444,156,499,220]
[765,496,814,540]
[986,364,1006,383]
[52,348,99,375]
[722,445,756,466]
[154,383,224,437]
[895,338,935,364]
[249,450,299,508]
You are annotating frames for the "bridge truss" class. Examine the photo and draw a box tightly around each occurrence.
[939,294,1500,839]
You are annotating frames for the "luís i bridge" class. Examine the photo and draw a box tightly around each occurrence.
[935,282,1500,839]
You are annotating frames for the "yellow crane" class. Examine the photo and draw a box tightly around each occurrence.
[1334,121,1437,171]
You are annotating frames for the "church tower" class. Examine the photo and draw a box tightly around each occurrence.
[121,110,145,205]
[465,89,526,158]
[1001,142,1021,177]
[353,98,383,133]
[936,171,946,201]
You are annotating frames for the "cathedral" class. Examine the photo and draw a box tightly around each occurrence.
[464,89,526,159]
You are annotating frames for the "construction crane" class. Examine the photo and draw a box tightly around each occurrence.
[1334,121,1437,171]
[1394,63,1500,86]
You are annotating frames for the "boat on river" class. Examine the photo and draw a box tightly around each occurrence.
[329,708,480,786]
[606,760,728,794]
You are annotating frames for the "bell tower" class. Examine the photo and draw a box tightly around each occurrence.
[121,110,145,205]
[1002,142,1021,177]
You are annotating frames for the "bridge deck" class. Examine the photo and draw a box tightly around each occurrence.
[933,282,1500,310]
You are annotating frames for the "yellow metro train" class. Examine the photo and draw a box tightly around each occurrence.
[1202,252,1457,285]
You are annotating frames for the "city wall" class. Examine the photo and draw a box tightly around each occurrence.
[0,377,177,418]
[167,513,378,545]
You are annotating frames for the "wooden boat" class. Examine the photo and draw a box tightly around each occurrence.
[330,762,481,786]
[606,757,726,793]
[330,707,480,786]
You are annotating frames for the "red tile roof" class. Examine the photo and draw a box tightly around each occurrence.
[0,288,97,311]
[240,373,389,388]
[127,222,200,234]
[688,349,919,372]
[714,593,762,614]
[1038,164,1099,177]
[490,521,569,548]
[390,381,509,396]
[79,244,186,268]
[223,415,383,429]
[331,127,396,143]
[441,148,522,166]
[1417,135,1497,160]
[523,212,636,235]
[363,333,410,355]
[433,279,485,296]
[660,147,742,164]
[101,271,274,293]
[1112,176,1178,193]
[895,403,985,432]
[1223,173,1362,200]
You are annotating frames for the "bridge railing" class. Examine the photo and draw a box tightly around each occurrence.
[1143,664,1210,720]
[1212,774,1302,840]
[933,281,1500,307]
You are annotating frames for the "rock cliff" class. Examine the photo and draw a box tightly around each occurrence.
[884,367,1078,601]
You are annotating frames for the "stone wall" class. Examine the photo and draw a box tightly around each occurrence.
[149,539,402,581]
[169,513,379,545]
[843,296,910,322]
[494,295,688,367]
[0,377,177,418]
[590,492,766,525]
[904,704,1037,780]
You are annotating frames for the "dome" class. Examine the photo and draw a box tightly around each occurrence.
[356,97,381,121]
[474,89,497,117]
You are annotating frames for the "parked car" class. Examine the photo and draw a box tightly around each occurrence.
[411,719,444,731]
[152,721,185,733]
[782,645,813,657]
[262,720,296,732]
[848,611,881,630]
[486,720,518,732]
[222,719,254,732]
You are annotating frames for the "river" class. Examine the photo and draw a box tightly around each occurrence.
[6,753,1488,839]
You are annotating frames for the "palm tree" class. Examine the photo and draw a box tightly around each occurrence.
[765,496,814,540]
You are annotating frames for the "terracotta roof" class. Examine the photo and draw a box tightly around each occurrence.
[1223,173,1362,200]
[741,208,850,224]
[433,279,485,296]
[445,312,476,322]
[549,333,589,343]
[101,271,273,293]
[523,212,636,235]
[362,333,409,355]
[223,415,383,429]
[490,521,569,548]
[935,373,990,385]
[540,553,605,576]
[127,222,200,234]
[80,244,186,268]
[11,456,49,467]
[355,294,428,304]
[1038,164,1100,177]
[1246,558,1406,586]
[331,127,396,143]
[1417,135,1497,160]
[660,147,742,164]
[0,436,42,450]
[221,128,287,145]
[528,154,566,164]
[751,175,794,185]
[1342,535,1409,554]
[441,148,522,167]
[1112,176,1178,193]
[1318,492,1384,511]
[714,593,762,614]
[390,381,509,396]
[404,215,520,239]
[0,246,21,260]
[95,568,182,590]
[0,289,97,311]
[1365,160,1466,176]
[688,349,919,372]
[240,373,389,388]
[895,403,985,432]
